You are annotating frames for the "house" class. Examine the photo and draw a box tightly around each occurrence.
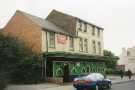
[118,47,135,73]
[4,10,106,83]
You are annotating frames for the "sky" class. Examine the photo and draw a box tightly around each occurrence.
[0,0,135,55]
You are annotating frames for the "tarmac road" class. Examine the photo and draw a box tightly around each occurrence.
[5,80,135,90]
[110,80,135,90]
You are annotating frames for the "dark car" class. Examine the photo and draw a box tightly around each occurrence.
[73,73,111,90]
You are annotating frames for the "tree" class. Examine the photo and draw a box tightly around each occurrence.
[103,50,119,69]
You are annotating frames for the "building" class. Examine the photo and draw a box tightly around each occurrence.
[4,10,106,83]
[118,47,135,73]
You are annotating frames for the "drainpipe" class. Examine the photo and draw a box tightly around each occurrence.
[46,31,48,52]
[44,31,48,79]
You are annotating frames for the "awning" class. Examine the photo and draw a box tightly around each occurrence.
[43,52,107,62]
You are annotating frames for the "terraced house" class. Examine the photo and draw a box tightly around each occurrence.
[4,10,106,83]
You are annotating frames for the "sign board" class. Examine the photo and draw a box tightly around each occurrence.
[57,34,67,44]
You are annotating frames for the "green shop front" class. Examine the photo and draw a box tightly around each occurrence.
[43,52,106,83]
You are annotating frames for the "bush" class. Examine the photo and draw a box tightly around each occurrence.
[0,33,43,84]
[0,72,8,90]
[10,55,42,84]
[105,68,121,75]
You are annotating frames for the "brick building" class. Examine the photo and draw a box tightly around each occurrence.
[4,10,106,83]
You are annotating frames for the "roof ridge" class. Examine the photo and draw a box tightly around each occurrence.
[51,9,103,29]
[15,10,70,36]
[17,10,44,20]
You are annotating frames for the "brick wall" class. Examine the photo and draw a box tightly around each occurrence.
[3,11,42,54]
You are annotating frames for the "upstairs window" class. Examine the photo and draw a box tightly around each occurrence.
[78,20,82,31]
[84,23,87,32]
[69,37,74,51]
[92,40,96,54]
[127,51,130,56]
[79,38,83,52]
[84,39,88,53]
[92,26,95,36]
[97,28,100,37]
[98,42,101,54]
[49,32,55,48]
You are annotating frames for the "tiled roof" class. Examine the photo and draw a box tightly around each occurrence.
[51,10,104,30]
[19,10,70,35]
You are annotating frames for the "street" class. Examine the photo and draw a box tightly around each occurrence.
[42,81,135,90]
[111,81,135,90]
[5,76,135,90]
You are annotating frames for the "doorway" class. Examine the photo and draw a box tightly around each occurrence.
[63,63,69,82]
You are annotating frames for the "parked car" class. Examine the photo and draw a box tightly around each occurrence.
[73,73,111,90]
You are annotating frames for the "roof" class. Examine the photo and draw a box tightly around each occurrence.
[18,10,71,36]
[51,10,104,30]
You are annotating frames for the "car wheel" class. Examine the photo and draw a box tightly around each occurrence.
[107,83,111,89]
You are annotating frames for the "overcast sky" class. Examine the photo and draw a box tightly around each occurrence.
[0,0,135,55]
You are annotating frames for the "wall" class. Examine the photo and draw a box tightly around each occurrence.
[42,22,104,56]
[76,20,104,56]
[4,11,42,54]
[118,47,135,73]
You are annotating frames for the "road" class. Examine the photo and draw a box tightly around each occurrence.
[111,81,135,90]
[5,81,135,90]
[44,81,135,90]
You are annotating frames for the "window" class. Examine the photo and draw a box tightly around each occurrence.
[92,40,96,54]
[79,38,83,52]
[48,32,55,48]
[84,23,87,32]
[69,37,74,51]
[97,29,100,37]
[127,51,130,56]
[78,20,82,31]
[98,42,101,54]
[84,39,88,52]
[92,26,95,36]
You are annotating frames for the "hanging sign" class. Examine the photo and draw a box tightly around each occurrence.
[57,34,67,44]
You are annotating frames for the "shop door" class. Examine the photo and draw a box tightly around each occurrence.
[63,64,69,82]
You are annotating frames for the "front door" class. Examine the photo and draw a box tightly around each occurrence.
[63,63,69,82]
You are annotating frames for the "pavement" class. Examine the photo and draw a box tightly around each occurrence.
[106,75,134,84]
[5,75,135,90]
[110,81,135,90]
